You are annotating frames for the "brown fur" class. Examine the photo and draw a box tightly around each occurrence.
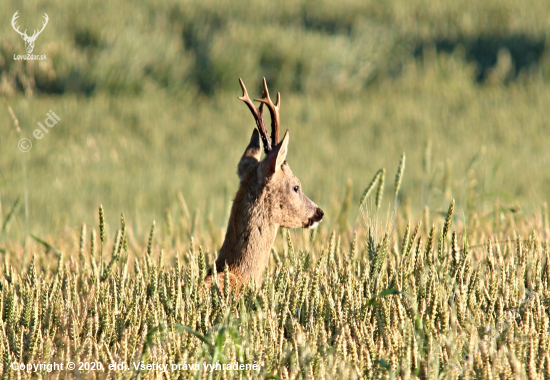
[206,128,324,291]
[204,272,243,295]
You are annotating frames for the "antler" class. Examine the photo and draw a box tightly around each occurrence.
[31,14,48,39]
[255,77,281,146]
[11,11,28,38]
[238,78,272,153]
[11,12,49,40]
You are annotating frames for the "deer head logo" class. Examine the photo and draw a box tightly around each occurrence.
[11,11,49,54]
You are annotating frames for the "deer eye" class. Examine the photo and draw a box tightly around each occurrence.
[293,186,300,193]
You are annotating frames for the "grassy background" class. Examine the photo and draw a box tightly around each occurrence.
[1,0,549,240]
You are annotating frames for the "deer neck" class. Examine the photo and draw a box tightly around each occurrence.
[216,185,278,286]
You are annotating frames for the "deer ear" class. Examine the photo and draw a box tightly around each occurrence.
[238,129,261,181]
[261,129,289,177]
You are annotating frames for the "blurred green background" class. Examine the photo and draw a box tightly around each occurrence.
[1,0,549,240]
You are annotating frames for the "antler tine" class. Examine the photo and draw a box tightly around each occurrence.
[238,78,272,153]
[11,11,27,37]
[254,77,280,146]
[32,13,49,38]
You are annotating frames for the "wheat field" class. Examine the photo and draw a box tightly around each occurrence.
[2,170,550,379]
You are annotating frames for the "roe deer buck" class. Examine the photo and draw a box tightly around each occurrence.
[205,78,324,292]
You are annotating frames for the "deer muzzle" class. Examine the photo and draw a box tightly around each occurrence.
[307,207,324,229]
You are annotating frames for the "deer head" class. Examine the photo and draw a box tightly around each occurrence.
[12,11,49,54]
[210,78,324,290]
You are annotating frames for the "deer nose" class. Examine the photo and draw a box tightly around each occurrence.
[315,208,324,221]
